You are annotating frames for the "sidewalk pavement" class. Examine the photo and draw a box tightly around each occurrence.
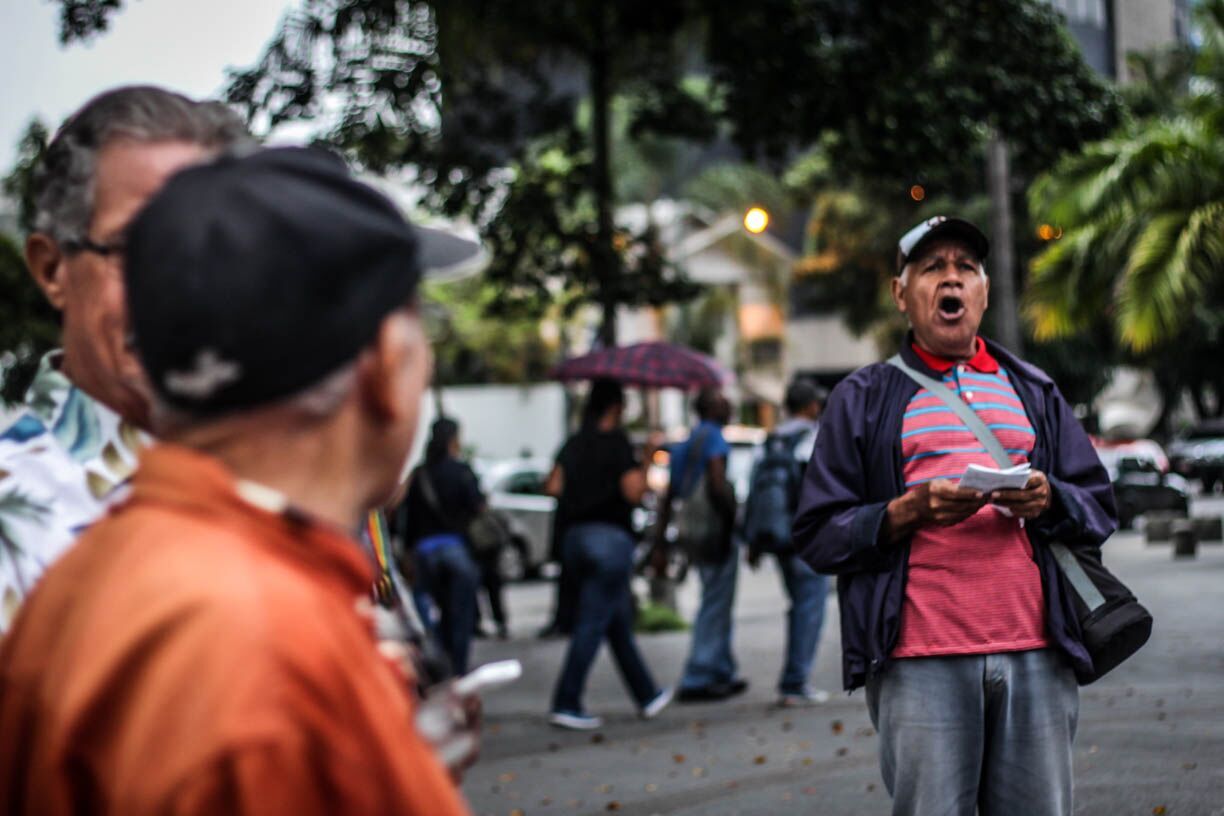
[461,496,1224,816]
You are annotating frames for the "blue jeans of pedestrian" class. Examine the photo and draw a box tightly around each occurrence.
[866,649,1079,816]
[551,523,660,714]
[415,537,480,675]
[777,553,829,694]
[680,547,740,690]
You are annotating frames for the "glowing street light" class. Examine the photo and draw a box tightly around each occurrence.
[744,206,770,234]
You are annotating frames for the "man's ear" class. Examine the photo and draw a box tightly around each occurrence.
[890,276,908,314]
[25,233,68,310]
[358,311,428,423]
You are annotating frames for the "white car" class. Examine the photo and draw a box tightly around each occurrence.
[475,458,556,580]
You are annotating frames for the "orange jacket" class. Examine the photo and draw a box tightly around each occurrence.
[0,444,470,815]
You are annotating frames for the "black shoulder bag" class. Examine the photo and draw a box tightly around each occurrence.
[417,467,510,556]
[888,355,1153,684]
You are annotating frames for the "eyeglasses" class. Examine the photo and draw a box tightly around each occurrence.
[62,236,126,259]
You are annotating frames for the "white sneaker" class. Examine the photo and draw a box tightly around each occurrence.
[778,688,831,708]
[640,687,675,719]
[548,710,603,730]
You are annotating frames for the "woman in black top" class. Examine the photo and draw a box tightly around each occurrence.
[545,379,672,729]
[401,418,483,674]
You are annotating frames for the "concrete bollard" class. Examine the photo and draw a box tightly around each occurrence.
[1192,516,1223,543]
[1172,519,1198,558]
[1145,513,1177,544]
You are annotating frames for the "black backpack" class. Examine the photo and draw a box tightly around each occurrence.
[743,430,807,556]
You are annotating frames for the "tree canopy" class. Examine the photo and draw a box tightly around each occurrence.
[1,121,58,405]
[1025,0,1224,420]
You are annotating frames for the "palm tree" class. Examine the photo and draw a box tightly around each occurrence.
[1024,0,1224,354]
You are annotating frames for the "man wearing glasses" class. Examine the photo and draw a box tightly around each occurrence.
[0,86,250,630]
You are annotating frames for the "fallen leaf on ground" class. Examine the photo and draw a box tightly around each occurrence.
[673,754,686,764]
[499,773,517,783]
[606,802,620,811]
[831,720,844,735]
[754,755,767,765]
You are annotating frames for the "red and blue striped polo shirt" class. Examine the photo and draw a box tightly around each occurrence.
[892,338,1049,659]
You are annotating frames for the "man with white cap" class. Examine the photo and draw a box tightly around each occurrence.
[793,216,1117,816]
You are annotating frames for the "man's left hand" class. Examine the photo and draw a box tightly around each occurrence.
[415,680,483,782]
[987,470,1052,519]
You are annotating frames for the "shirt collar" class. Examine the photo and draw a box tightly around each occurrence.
[128,444,375,595]
[910,336,999,374]
[24,350,75,425]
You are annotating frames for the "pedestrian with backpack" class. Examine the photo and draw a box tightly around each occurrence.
[744,380,832,707]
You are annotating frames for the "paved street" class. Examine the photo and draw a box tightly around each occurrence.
[462,495,1224,816]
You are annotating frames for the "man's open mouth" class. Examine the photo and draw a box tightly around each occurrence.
[937,295,965,321]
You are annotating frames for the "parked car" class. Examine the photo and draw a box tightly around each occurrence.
[475,458,555,580]
[1092,438,1190,529]
[1168,420,1224,493]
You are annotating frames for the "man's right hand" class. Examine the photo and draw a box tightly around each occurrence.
[884,479,986,544]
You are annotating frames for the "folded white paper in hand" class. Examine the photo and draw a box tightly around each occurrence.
[957,463,1031,494]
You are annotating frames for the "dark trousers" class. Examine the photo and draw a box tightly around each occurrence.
[415,542,480,675]
[551,523,659,714]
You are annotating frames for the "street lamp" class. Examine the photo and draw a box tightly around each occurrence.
[743,206,769,234]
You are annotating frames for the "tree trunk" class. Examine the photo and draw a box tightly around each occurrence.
[590,4,617,348]
[987,133,1023,354]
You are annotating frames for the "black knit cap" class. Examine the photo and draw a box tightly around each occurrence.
[124,146,474,415]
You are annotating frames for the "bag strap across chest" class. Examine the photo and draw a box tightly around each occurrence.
[887,354,1107,612]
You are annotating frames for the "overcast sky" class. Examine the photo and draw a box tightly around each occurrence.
[0,0,291,160]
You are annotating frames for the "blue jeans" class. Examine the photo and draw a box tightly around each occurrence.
[415,538,480,675]
[777,554,828,694]
[680,547,739,689]
[866,650,1079,816]
[551,523,660,714]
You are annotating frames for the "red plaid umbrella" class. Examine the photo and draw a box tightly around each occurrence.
[551,341,732,390]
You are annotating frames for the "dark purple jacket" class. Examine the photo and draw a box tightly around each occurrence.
[793,336,1117,691]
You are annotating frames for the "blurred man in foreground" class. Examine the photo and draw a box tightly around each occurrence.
[0,147,473,814]
[0,85,251,631]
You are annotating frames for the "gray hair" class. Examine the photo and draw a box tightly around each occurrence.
[33,85,253,242]
[151,363,359,435]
